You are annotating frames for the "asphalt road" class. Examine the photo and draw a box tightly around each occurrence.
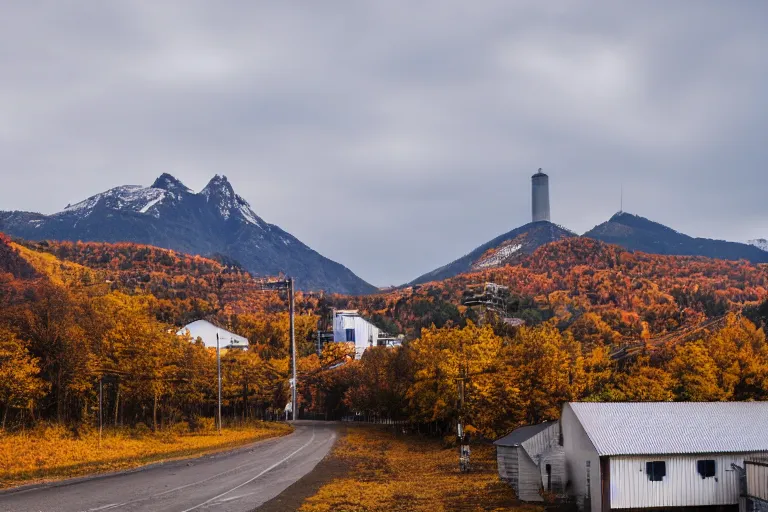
[0,422,337,512]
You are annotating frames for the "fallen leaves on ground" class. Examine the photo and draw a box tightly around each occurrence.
[0,421,292,489]
[300,426,542,512]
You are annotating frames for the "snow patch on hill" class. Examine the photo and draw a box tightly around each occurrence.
[748,239,768,252]
[59,186,168,218]
[474,243,522,269]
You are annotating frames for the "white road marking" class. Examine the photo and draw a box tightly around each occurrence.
[101,434,296,510]
[214,492,257,503]
[181,430,317,512]
[207,432,337,507]
[86,504,120,511]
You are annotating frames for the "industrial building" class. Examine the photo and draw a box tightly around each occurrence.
[560,402,768,512]
[532,168,551,222]
[177,319,249,350]
[331,310,402,359]
[494,421,565,502]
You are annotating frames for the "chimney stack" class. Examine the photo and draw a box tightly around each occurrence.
[531,168,550,223]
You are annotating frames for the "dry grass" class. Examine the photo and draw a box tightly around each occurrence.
[0,421,293,489]
[299,426,543,512]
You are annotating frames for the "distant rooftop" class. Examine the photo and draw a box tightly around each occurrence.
[495,421,557,447]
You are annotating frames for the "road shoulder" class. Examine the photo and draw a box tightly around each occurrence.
[254,424,349,512]
[0,424,295,496]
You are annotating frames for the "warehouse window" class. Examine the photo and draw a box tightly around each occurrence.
[646,461,666,482]
[697,460,716,479]
[345,329,355,342]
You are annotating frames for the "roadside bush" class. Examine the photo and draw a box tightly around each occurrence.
[130,423,152,439]
[169,421,190,436]
[191,416,215,434]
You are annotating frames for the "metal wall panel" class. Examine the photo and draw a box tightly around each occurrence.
[562,403,602,512]
[540,445,567,494]
[610,454,762,509]
[496,446,518,484]
[518,451,545,502]
[747,461,768,501]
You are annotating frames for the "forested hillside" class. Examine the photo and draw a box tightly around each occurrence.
[3,233,768,440]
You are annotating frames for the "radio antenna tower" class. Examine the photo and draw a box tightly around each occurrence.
[620,182,624,213]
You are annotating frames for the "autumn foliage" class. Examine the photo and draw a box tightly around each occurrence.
[3,233,768,442]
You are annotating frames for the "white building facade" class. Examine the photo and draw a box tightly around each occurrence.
[331,310,402,359]
[561,402,768,512]
[332,310,380,359]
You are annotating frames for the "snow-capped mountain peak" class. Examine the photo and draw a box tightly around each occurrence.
[200,175,262,227]
[59,185,167,219]
[54,174,265,227]
[151,173,192,194]
[0,173,378,294]
[748,239,768,252]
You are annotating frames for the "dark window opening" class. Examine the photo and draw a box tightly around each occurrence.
[697,459,716,479]
[646,461,666,482]
[546,464,552,491]
[345,328,355,342]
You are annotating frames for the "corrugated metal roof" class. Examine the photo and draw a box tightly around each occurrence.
[494,422,556,447]
[568,402,768,456]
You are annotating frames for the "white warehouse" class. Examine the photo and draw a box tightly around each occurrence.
[177,319,249,350]
[332,310,401,359]
[561,402,768,512]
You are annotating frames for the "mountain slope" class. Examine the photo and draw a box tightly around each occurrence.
[409,221,576,285]
[749,239,768,252]
[0,174,377,295]
[584,212,768,264]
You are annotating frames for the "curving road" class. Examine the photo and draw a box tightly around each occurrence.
[0,422,337,512]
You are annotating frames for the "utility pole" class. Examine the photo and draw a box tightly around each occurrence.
[457,339,470,473]
[216,330,222,434]
[99,376,103,449]
[289,277,297,421]
[257,278,298,422]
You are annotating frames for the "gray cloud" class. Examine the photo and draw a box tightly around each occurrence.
[1,1,767,286]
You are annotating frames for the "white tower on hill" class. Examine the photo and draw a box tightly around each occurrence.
[531,168,551,223]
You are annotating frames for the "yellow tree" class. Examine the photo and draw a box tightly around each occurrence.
[608,356,673,401]
[669,341,728,401]
[510,323,584,423]
[0,327,47,429]
[705,314,768,400]
[407,322,504,434]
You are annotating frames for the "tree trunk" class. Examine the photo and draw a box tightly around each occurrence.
[56,368,63,423]
[153,393,158,432]
[2,405,8,430]
[242,381,247,422]
[114,384,120,427]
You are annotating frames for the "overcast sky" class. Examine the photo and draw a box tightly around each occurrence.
[1,2,767,286]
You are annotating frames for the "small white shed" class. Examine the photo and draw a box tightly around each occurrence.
[494,421,563,502]
[177,319,249,350]
[561,402,768,512]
